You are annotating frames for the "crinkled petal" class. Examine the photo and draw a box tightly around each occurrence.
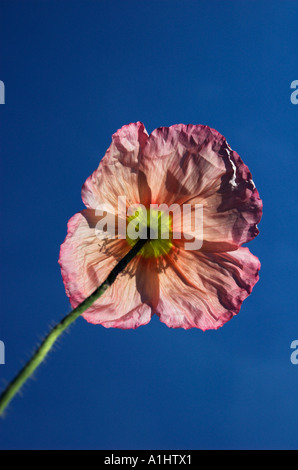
[156,246,260,330]
[82,122,149,212]
[140,124,262,248]
[58,210,156,329]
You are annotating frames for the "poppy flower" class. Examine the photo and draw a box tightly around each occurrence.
[59,122,262,330]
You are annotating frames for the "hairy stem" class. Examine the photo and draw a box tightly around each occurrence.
[0,237,148,416]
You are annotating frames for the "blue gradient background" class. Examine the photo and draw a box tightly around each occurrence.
[0,0,298,450]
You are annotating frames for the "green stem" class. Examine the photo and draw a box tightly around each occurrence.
[0,237,148,416]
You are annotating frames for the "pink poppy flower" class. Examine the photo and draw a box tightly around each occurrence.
[59,122,262,330]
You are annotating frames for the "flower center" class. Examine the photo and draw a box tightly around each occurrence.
[126,207,173,258]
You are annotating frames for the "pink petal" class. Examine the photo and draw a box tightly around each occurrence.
[140,124,262,248]
[156,246,260,330]
[58,210,155,329]
[81,122,149,212]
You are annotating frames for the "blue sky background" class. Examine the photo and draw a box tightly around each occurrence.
[0,0,297,450]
